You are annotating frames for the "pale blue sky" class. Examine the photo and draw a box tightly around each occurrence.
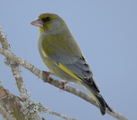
[0,1,137,120]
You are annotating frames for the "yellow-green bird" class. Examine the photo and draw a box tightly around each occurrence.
[31,13,112,115]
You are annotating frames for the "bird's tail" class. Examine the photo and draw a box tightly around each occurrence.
[87,88,112,115]
[80,82,112,115]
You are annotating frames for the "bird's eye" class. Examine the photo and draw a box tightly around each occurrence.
[42,17,51,22]
[46,17,51,21]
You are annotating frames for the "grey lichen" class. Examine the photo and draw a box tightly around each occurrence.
[0,26,6,38]
[22,98,33,115]
[6,89,14,99]
[20,84,30,99]
[22,98,49,115]
[38,102,50,114]
[4,58,22,75]
[31,113,42,120]
[20,83,50,117]
[12,66,22,74]
[22,98,45,120]
[60,114,67,119]
[4,58,15,67]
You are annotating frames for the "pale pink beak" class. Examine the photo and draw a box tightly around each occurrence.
[30,19,43,28]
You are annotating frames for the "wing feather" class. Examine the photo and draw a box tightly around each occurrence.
[42,34,100,92]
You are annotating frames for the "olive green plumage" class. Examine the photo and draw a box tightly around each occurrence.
[31,13,112,115]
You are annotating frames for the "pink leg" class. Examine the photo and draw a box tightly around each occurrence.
[60,80,68,90]
[43,71,55,81]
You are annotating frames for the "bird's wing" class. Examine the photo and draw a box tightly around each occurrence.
[42,34,100,92]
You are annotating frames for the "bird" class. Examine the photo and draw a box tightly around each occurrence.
[31,13,112,115]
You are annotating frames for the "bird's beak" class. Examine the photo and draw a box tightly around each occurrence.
[30,19,43,28]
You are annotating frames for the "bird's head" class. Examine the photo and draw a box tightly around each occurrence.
[31,13,66,33]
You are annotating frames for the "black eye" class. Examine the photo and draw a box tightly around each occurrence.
[42,17,51,22]
[46,17,51,21]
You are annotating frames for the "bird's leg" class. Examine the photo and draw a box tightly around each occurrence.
[60,80,68,90]
[43,71,55,81]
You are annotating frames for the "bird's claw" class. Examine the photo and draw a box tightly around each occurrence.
[43,71,55,81]
[60,80,68,90]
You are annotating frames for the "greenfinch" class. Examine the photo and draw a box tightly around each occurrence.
[31,13,112,115]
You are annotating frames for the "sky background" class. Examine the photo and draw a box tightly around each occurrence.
[0,1,137,120]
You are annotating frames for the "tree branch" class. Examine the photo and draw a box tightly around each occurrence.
[0,25,129,120]
[0,103,15,120]
[0,81,35,120]
[0,25,78,120]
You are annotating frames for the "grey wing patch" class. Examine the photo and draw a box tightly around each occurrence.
[64,56,93,79]
[64,55,100,93]
[49,53,93,78]
[49,53,100,92]
[49,53,78,64]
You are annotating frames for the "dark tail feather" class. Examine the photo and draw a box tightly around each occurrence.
[82,81,112,115]
[95,93,112,115]
[106,102,113,113]
[95,93,106,115]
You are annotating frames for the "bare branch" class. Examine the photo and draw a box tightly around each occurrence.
[0,45,129,120]
[0,26,129,120]
[0,26,78,120]
[0,81,32,120]
[0,25,28,100]
[0,103,15,120]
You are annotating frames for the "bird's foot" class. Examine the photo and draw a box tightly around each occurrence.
[43,71,55,81]
[60,80,68,90]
